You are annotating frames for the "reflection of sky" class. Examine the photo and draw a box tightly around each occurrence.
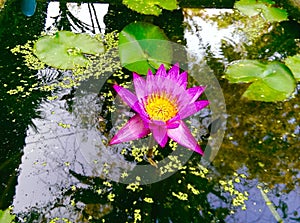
[184,9,245,60]
[14,3,112,215]
[45,2,109,33]
[229,183,300,223]
[12,5,300,222]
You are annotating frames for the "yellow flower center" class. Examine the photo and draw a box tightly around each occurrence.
[144,93,178,121]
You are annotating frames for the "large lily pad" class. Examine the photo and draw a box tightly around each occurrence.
[122,0,177,16]
[34,31,105,69]
[225,60,296,102]
[234,0,288,22]
[118,22,172,75]
[285,54,300,81]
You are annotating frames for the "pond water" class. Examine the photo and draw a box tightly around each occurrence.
[0,1,299,223]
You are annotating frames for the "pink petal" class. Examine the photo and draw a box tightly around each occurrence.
[166,115,180,129]
[113,84,142,114]
[179,100,209,120]
[133,73,146,100]
[109,114,150,145]
[149,121,168,147]
[177,71,188,88]
[146,69,157,95]
[156,64,167,77]
[166,121,180,129]
[167,121,204,155]
[167,63,180,79]
[167,63,187,88]
[187,86,206,102]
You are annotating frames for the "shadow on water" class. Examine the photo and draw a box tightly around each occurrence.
[0,0,299,222]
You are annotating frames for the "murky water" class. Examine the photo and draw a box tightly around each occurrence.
[0,1,299,222]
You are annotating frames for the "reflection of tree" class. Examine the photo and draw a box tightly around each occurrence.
[203,20,300,190]
[213,91,300,191]
[104,3,185,42]
[0,0,48,209]
[52,1,104,33]
[66,159,230,223]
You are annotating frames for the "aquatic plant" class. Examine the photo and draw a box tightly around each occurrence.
[225,59,296,102]
[0,208,15,223]
[34,31,105,70]
[109,64,209,154]
[234,0,288,22]
[285,54,300,81]
[122,0,177,16]
[10,32,123,97]
[119,22,172,75]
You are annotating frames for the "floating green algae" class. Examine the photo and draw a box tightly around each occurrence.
[9,32,124,97]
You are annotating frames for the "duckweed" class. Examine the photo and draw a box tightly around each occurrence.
[143,197,154,203]
[219,173,249,211]
[107,193,115,201]
[9,32,123,99]
[172,191,188,201]
[133,209,141,223]
[49,218,72,223]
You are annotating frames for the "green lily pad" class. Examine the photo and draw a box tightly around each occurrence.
[118,22,172,75]
[261,5,289,22]
[122,0,177,16]
[234,0,288,22]
[225,60,296,102]
[0,209,15,223]
[224,59,267,83]
[285,54,300,81]
[34,31,105,69]
[242,80,289,101]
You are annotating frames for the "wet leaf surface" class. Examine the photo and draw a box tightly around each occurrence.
[34,31,105,69]
[118,22,172,74]
[234,0,288,22]
[122,0,177,16]
[285,54,300,81]
[225,60,296,101]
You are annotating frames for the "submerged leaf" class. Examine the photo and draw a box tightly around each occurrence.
[119,22,172,75]
[225,60,296,102]
[34,31,105,69]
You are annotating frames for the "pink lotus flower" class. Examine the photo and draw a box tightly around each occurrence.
[109,64,209,155]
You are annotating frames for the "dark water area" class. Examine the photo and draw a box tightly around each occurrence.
[0,0,299,222]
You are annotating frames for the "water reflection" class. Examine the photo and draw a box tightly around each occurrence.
[0,1,299,222]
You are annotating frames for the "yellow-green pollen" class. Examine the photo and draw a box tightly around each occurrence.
[145,93,178,121]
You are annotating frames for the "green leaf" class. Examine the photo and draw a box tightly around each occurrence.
[242,80,288,101]
[34,31,105,69]
[261,4,288,22]
[285,54,300,81]
[157,0,178,10]
[119,22,172,75]
[261,62,295,93]
[234,0,265,17]
[225,59,267,83]
[234,0,288,22]
[225,60,296,102]
[0,209,15,223]
[122,0,177,16]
